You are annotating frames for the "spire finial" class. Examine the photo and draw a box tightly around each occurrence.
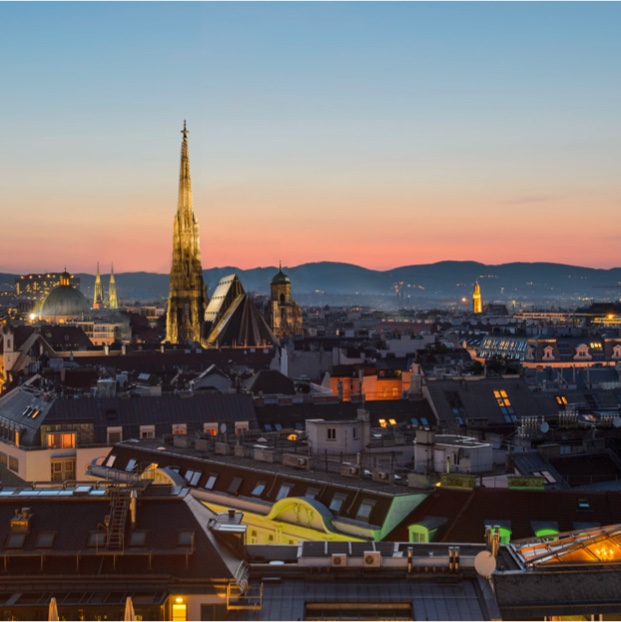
[182,120,188,140]
[279,260,282,271]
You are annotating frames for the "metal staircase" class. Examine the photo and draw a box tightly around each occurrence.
[106,488,131,550]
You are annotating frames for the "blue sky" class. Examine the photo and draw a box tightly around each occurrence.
[1,2,620,273]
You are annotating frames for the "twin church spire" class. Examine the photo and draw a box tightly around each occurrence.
[92,262,118,310]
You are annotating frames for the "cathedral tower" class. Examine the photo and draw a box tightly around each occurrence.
[473,281,482,314]
[165,122,207,344]
[93,262,104,309]
[108,264,118,310]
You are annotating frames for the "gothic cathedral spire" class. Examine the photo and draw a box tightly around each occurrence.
[108,264,118,310]
[93,262,104,309]
[165,121,207,344]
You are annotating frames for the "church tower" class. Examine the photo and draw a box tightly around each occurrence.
[268,263,303,340]
[108,264,118,309]
[473,281,483,314]
[93,262,104,309]
[165,121,207,344]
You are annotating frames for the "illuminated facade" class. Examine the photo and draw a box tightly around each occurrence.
[165,122,207,345]
[108,264,118,309]
[472,281,482,314]
[267,264,303,341]
[93,262,104,309]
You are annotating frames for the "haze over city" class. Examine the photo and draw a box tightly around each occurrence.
[1,2,620,274]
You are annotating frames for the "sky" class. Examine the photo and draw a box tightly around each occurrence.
[1,2,620,274]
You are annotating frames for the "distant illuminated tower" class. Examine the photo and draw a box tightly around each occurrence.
[93,262,104,309]
[473,281,483,314]
[165,121,207,344]
[108,264,118,309]
[268,262,303,340]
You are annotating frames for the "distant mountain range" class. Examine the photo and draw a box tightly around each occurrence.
[2,261,621,308]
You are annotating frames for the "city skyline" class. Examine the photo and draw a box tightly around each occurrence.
[1,2,620,274]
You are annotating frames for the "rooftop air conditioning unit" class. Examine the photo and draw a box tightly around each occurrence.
[297,456,309,468]
[363,551,381,567]
[332,553,347,567]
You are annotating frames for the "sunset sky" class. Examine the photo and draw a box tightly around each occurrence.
[1,2,620,274]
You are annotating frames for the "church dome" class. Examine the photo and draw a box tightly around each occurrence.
[271,267,291,286]
[40,285,90,321]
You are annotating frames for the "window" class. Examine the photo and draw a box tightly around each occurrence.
[203,423,218,436]
[140,425,155,439]
[0,453,6,467]
[126,459,137,471]
[47,432,76,449]
[578,498,591,511]
[352,427,358,439]
[356,499,376,521]
[105,454,116,467]
[5,533,26,549]
[51,458,75,481]
[8,456,18,473]
[251,482,266,497]
[88,532,106,548]
[305,486,320,499]
[129,531,147,547]
[235,421,249,435]
[327,428,336,440]
[177,531,194,547]
[228,476,243,495]
[555,395,568,407]
[204,473,217,490]
[107,426,122,444]
[172,423,187,436]
[35,532,56,548]
[493,389,515,421]
[276,483,293,501]
[188,471,201,486]
[329,492,347,513]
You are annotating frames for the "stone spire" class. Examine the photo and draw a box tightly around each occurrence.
[93,262,104,309]
[473,281,482,314]
[165,121,207,344]
[108,264,118,310]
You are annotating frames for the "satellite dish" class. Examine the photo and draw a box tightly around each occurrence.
[219,423,227,434]
[474,550,497,577]
[613,417,621,429]
[540,421,550,434]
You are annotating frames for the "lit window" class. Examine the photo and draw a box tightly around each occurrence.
[378,419,387,428]
[172,423,187,435]
[47,432,76,449]
[203,423,218,436]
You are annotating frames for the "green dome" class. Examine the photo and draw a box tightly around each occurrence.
[272,267,291,285]
[40,285,90,320]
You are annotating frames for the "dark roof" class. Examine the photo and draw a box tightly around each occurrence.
[0,484,235,581]
[386,487,621,542]
[245,370,295,396]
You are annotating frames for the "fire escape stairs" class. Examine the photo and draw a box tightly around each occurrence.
[106,488,131,551]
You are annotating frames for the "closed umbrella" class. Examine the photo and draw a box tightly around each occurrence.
[124,596,136,621]
[48,597,59,622]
